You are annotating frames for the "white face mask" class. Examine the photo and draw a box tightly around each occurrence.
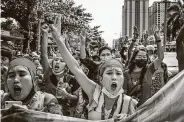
[102,87,124,98]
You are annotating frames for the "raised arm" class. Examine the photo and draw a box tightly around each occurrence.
[79,28,87,59]
[153,29,164,69]
[143,31,149,47]
[49,24,96,101]
[40,25,52,77]
[126,27,139,66]
[127,39,136,62]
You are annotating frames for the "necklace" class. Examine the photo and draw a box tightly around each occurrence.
[101,95,119,120]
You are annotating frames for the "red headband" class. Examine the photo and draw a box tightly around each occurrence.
[99,59,124,76]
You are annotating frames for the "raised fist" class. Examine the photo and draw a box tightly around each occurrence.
[133,26,139,39]
[44,13,55,24]
[153,25,161,41]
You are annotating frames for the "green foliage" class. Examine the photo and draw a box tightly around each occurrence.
[167,0,184,71]
[1,0,104,51]
[1,0,38,30]
[1,18,23,37]
[167,1,184,40]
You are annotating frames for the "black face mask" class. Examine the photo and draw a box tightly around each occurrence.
[135,59,147,68]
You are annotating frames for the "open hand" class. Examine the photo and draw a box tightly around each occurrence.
[57,88,69,98]
[79,28,86,45]
[44,13,55,24]
[144,31,149,39]
[153,25,161,40]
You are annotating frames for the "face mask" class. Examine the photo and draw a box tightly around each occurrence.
[135,59,147,68]
[102,87,124,98]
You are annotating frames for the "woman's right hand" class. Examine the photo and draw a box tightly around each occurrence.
[153,25,161,41]
[41,23,49,34]
[79,28,86,45]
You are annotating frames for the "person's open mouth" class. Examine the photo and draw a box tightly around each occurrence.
[54,65,60,70]
[14,85,22,94]
[111,82,117,91]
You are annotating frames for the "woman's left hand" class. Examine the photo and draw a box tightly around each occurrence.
[58,88,69,98]
[114,113,128,121]
[1,104,27,117]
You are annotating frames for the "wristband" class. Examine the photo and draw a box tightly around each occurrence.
[132,39,136,42]
[156,40,161,43]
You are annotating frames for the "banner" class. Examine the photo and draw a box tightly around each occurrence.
[1,70,184,122]
[120,69,184,122]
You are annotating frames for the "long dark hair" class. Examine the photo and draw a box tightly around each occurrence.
[128,49,149,74]
[161,62,169,84]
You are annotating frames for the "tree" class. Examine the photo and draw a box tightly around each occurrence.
[1,0,39,52]
[167,0,184,71]
[1,18,22,37]
[167,0,184,40]
[1,0,103,52]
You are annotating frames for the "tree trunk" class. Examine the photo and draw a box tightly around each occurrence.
[176,25,184,72]
[36,20,41,53]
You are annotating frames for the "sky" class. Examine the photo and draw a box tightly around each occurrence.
[74,0,173,47]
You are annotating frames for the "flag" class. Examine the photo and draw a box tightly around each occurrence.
[2,70,184,122]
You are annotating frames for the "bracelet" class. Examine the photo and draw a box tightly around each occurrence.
[132,39,136,42]
[156,40,161,43]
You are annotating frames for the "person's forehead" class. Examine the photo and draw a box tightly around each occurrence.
[101,49,111,54]
[9,65,29,72]
[73,55,79,59]
[37,67,43,70]
[54,56,63,59]
[94,47,98,50]
[105,66,122,71]
[137,51,147,56]
[34,59,39,62]
[1,56,9,60]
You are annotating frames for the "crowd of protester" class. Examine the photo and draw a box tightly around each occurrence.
[1,16,171,121]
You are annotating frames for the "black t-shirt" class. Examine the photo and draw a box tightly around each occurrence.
[80,58,100,84]
[49,73,80,93]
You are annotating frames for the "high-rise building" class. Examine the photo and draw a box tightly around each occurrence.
[148,0,177,35]
[122,0,149,38]
[112,39,118,49]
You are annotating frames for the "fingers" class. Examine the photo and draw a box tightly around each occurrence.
[152,25,156,33]
[119,114,128,120]
[58,88,68,96]
[41,24,49,34]
[133,26,138,33]
[115,114,128,120]
[133,26,139,39]
[6,104,26,115]
[81,28,86,37]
